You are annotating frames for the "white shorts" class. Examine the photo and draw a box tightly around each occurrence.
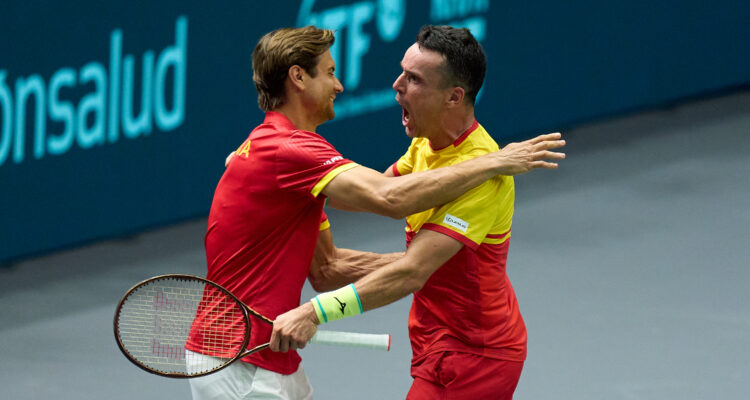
[186,350,313,400]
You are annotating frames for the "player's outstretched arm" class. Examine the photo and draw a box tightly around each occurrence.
[270,230,462,352]
[308,228,403,292]
[351,229,462,310]
[324,132,565,219]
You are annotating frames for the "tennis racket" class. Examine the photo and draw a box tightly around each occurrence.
[114,274,390,378]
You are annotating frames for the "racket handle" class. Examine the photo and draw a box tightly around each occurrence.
[310,330,391,351]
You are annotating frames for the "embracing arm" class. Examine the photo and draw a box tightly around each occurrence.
[351,229,461,310]
[324,132,565,219]
[270,229,462,352]
[308,228,404,292]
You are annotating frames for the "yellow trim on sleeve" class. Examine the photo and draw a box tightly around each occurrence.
[319,218,331,231]
[311,162,359,197]
[483,231,511,244]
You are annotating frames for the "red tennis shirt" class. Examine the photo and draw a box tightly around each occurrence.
[196,112,357,374]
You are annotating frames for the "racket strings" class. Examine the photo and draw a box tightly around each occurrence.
[116,277,248,376]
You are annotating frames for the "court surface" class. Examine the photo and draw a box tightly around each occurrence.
[1,90,749,399]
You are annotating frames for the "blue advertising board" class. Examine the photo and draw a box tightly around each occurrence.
[2,0,749,263]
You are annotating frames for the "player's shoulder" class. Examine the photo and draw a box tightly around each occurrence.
[464,125,514,187]
[251,120,333,149]
[291,128,326,139]
[409,136,429,149]
[461,123,499,153]
[447,126,497,165]
[288,129,338,150]
[268,129,343,165]
[402,137,429,159]
[249,121,294,145]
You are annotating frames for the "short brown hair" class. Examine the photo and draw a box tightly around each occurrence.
[252,26,336,111]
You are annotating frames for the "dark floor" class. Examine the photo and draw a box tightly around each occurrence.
[1,91,749,399]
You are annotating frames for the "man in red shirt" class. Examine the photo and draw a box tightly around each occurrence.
[194,26,565,399]
[275,26,559,399]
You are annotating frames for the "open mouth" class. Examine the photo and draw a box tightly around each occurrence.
[401,106,410,127]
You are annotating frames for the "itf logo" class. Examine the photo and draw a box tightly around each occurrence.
[297,0,406,119]
[297,0,406,91]
[296,0,489,120]
[0,16,188,167]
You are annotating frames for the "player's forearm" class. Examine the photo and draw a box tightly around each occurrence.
[352,257,427,311]
[378,133,566,218]
[307,230,461,327]
[309,249,403,292]
[379,155,500,219]
[324,132,564,218]
[304,256,421,326]
[352,230,462,312]
[324,156,506,219]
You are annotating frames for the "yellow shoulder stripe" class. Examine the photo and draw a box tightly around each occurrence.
[311,163,359,197]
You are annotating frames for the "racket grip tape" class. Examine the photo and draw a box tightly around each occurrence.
[310,330,390,351]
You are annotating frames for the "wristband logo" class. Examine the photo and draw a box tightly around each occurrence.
[334,296,347,314]
[0,16,188,167]
[313,284,362,323]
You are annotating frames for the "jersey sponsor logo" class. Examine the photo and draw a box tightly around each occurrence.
[443,213,469,232]
[334,296,347,314]
[323,155,343,165]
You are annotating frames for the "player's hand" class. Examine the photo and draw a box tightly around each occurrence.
[269,303,319,353]
[225,151,236,167]
[494,132,566,175]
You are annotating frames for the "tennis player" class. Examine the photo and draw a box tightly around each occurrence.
[274,26,549,399]
[194,26,564,400]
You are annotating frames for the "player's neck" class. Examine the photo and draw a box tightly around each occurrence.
[430,109,476,149]
[274,102,320,132]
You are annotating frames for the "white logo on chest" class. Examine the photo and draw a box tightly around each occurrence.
[323,156,343,165]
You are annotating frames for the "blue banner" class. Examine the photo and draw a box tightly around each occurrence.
[2,0,749,262]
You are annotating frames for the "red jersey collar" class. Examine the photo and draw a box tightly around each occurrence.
[429,120,479,151]
[264,111,297,131]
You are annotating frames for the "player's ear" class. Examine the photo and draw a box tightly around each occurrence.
[288,65,305,90]
[447,86,465,107]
